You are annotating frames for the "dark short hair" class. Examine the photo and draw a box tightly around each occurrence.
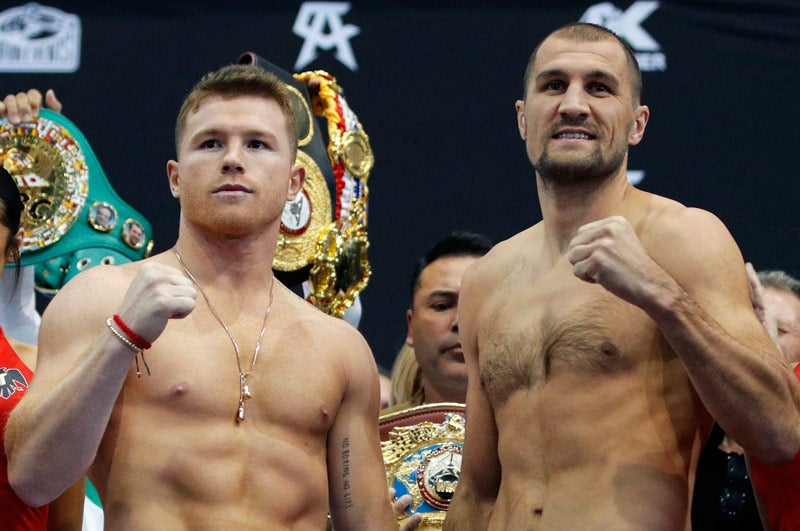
[523,22,643,106]
[409,230,493,299]
[174,63,298,156]
[758,270,800,300]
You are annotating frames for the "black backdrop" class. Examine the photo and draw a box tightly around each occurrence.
[2,0,799,371]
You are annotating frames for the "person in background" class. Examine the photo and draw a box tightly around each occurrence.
[689,263,777,529]
[382,231,492,531]
[756,270,800,364]
[377,368,391,410]
[387,343,422,409]
[747,268,800,530]
[445,22,800,529]
[4,64,396,529]
[384,230,492,413]
[0,90,63,345]
[1,89,99,531]
[0,165,85,529]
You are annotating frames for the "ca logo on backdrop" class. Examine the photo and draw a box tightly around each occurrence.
[293,2,360,71]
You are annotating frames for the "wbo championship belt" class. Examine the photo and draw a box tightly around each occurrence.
[380,403,467,530]
[238,53,373,317]
[0,109,153,293]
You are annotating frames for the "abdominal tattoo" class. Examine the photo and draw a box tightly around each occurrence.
[341,437,354,509]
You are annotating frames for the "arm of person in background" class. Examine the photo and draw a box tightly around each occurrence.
[442,262,501,530]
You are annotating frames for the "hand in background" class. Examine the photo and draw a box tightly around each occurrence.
[389,487,423,530]
[0,89,62,123]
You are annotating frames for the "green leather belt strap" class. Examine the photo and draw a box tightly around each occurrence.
[0,108,153,291]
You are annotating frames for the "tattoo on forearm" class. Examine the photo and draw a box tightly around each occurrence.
[341,437,354,509]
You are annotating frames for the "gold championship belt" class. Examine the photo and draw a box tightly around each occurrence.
[238,53,373,317]
[0,109,153,291]
[380,403,467,530]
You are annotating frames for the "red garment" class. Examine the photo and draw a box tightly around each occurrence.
[0,327,48,530]
[749,363,800,531]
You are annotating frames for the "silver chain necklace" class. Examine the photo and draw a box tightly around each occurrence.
[174,249,274,422]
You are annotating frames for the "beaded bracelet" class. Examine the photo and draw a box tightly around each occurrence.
[113,314,152,350]
[105,318,151,377]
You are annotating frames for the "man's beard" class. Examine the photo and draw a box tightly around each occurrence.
[534,121,631,190]
[534,140,627,190]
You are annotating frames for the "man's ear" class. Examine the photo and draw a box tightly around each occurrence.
[516,100,527,140]
[167,160,180,197]
[287,164,305,201]
[628,105,650,146]
[406,308,415,348]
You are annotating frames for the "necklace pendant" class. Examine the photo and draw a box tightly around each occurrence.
[174,250,273,427]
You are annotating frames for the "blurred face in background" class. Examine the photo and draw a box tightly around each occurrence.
[407,255,478,403]
[764,287,800,364]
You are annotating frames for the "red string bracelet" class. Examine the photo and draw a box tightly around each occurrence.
[113,314,152,350]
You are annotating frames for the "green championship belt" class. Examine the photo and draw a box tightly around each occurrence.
[380,403,467,531]
[0,109,153,293]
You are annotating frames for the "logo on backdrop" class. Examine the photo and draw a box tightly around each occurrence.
[293,2,360,71]
[580,1,666,72]
[0,3,81,73]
